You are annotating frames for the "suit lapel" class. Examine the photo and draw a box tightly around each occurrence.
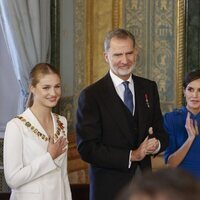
[133,75,150,143]
[100,73,134,145]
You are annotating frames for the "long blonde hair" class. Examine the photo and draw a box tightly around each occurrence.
[26,63,60,108]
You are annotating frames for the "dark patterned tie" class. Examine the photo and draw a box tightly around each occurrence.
[122,81,133,113]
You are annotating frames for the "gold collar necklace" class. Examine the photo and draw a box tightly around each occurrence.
[16,114,66,142]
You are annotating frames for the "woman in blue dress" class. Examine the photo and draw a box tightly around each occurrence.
[164,69,200,180]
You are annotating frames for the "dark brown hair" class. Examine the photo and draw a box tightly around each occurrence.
[104,28,136,52]
[26,63,60,107]
[183,68,200,89]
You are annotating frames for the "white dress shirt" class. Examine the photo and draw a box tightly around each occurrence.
[109,70,135,115]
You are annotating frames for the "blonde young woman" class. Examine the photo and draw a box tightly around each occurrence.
[4,63,72,200]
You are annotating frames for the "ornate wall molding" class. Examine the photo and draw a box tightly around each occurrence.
[70,0,87,182]
[50,0,60,114]
[86,0,94,85]
[125,0,185,112]
[176,0,185,108]
[85,0,123,85]
[74,0,86,95]
[112,0,123,28]
[50,0,60,69]
[73,0,86,130]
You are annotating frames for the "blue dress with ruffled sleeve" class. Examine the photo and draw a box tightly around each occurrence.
[164,107,200,180]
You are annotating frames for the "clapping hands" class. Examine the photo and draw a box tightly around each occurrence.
[146,127,159,155]
[131,127,159,161]
[185,112,199,139]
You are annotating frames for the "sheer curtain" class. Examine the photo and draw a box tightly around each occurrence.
[0,25,20,138]
[0,0,51,114]
[0,0,51,137]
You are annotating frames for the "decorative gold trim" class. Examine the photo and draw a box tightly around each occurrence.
[51,0,60,113]
[86,0,94,85]
[85,0,123,85]
[16,114,66,142]
[112,0,123,28]
[176,0,185,108]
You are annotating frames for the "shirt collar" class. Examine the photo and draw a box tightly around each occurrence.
[109,70,133,87]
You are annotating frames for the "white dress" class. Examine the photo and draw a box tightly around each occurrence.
[3,108,72,200]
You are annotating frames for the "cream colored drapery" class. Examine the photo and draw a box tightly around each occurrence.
[0,0,51,114]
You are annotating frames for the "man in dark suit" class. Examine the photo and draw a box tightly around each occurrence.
[76,28,168,200]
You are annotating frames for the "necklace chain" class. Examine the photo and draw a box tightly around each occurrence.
[16,114,66,142]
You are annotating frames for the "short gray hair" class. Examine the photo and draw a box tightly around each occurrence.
[104,28,135,52]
